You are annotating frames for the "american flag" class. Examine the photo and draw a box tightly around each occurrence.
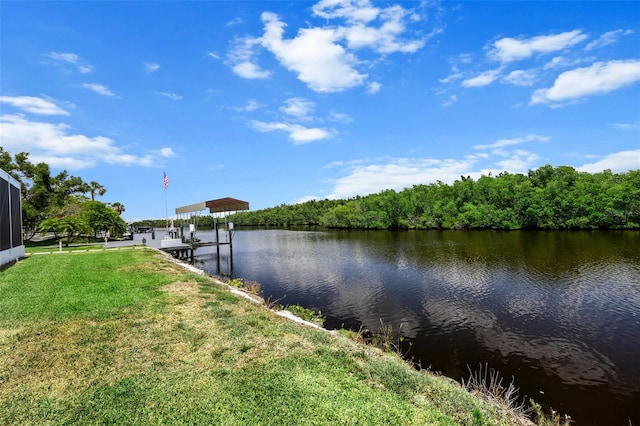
[163,171,169,190]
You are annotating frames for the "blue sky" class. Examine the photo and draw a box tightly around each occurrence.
[1,1,639,221]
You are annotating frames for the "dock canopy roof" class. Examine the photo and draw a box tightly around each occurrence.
[175,197,249,215]
[206,197,249,213]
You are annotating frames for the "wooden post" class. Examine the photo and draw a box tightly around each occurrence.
[215,218,221,273]
[190,229,195,264]
[228,220,234,274]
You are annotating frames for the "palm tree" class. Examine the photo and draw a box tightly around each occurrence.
[88,181,106,201]
[111,202,126,215]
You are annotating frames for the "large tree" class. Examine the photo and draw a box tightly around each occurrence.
[83,201,127,237]
[0,148,120,239]
[87,181,106,201]
[110,202,126,215]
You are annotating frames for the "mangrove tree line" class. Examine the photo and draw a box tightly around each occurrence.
[230,165,640,230]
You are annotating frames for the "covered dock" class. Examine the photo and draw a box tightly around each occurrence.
[163,197,249,269]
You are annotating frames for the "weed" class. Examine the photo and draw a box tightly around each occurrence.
[283,305,325,326]
[265,294,286,310]
[473,407,484,425]
[225,278,243,288]
[223,278,263,297]
[337,328,360,341]
[358,319,411,358]
[530,399,573,426]
[462,363,531,421]
[242,280,263,297]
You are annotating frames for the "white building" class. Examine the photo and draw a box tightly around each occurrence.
[0,168,24,267]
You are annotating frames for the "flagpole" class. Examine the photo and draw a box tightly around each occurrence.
[164,187,168,234]
[163,171,169,236]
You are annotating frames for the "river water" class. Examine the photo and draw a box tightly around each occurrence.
[193,229,640,425]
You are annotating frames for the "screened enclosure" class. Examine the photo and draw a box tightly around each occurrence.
[0,168,24,267]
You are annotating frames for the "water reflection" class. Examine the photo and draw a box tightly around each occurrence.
[195,229,640,425]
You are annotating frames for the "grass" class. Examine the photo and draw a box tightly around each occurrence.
[0,248,533,425]
[24,244,106,254]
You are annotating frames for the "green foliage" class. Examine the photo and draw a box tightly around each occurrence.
[529,399,573,426]
[473,408,484,425]
[284,304,326,325]
[226,278,244,288]
[1,149,127,239]
[230,166,640,230]
[83,201,127,237]
[38,215,91,247]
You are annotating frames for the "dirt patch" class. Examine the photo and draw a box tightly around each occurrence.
[162,280,202,297]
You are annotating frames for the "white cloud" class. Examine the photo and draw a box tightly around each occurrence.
[324,146,549,200]
[46,52,80,63]
[155,91,182,100]
[585,29,634,51]
[143,62,160,73]
[474,134,549,150]
[28,155,97,170]
[208,52,221,60]
[338,5,426,54]
[260,12,366,93]
[159,147,176,157]
[0,96,70,115]
[611,122,640,129]
[328,110,353,123]
[322,134,554,199]
[280,98,315,120]
[439,70,464,84]
[502,69,537,86]
[233,61,272,79]
[577,150,640,173]
[0,114,167,169]
[544,56,567,70]
[543,56,593,71]
[458,53,473,64]
[227,0,427,93]
[442,94,457,107]
[82,83,116,97]
[462,68,502,88]
[312,1,426,53]
[294,195,322,204]
[227,36,272,79]
[226,17,244,27]
[531,60,640,106]
[233,99,262,112]
[326,157,478,199]
[250,120,334,144]
[366,81,381,94]
[45,52,93,74]
[489,30,587,63]
[472,136,547,175]
[495,150,541,173]
[312,0,380,23]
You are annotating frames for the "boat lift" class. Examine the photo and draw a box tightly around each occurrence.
[165,197,249,271]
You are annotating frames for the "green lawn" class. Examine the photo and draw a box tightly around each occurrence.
[0,248,530,425]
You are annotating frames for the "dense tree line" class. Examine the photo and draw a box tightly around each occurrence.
[1,148,127,243]
[230,166,640,230]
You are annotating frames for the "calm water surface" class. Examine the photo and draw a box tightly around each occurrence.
[194,229,640,425]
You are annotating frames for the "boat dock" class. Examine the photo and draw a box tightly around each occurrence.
[165,197,250,268]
